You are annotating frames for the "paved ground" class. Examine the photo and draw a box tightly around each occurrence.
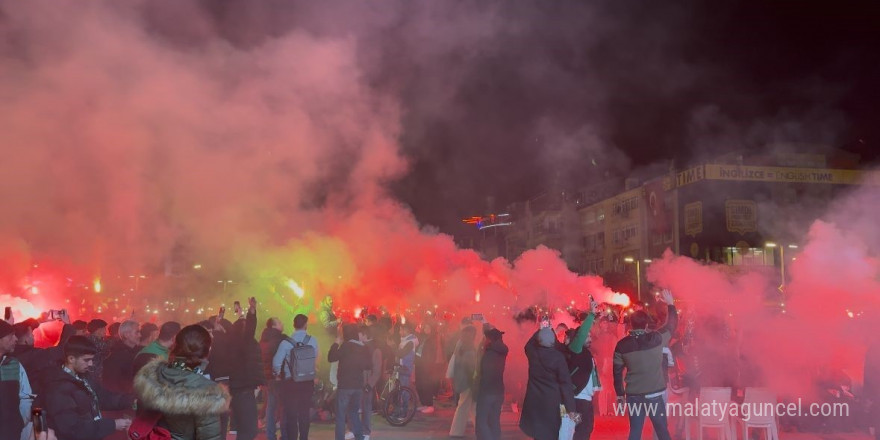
[244,398,873,440]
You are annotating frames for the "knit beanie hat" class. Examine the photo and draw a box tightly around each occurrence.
[0,320,13,339]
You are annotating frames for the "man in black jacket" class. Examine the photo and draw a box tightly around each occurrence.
[475,326,508,440]
[259,317,285,440]
[44,336,134,440]
[227,297,265,440]
[328,324,371,440]
[101,320,139,393]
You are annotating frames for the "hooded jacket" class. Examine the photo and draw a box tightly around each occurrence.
[134,359,231,440]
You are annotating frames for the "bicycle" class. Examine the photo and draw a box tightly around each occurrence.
[375,365,417,426]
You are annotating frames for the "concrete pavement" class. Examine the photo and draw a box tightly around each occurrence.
[245,397,873,440]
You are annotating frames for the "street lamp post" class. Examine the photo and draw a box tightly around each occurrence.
[624,257,641,302]
[218,280,234,291]
[766,243,797,292]
[129,275,146,291]
[624,258,653,303]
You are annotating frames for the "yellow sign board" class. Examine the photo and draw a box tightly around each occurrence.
[673,164,880,187]
[676,166,706,187]
[684,201,702,237]
[725,200,757,235]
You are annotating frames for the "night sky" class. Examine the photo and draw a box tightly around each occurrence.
[385,0,880,235]
[146,0,880,234]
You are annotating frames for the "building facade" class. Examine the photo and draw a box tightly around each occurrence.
[486,151,880,298]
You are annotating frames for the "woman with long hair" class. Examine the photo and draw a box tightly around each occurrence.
[134,324,231,440]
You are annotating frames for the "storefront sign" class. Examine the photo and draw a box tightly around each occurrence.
[673,164,880,187]
[725,200,757,235]
[684,201,702,237]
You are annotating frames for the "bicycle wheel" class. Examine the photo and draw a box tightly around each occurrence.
[383,386,417,426]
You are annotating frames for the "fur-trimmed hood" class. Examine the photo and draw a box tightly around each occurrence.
[134,358,230,415]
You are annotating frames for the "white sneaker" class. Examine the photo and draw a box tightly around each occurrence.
[345,432,355,440]
[416,406,427,411]
[420,406,435,414]
[363,436,370,440]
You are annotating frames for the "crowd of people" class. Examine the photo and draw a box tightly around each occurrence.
[2,287,876,440]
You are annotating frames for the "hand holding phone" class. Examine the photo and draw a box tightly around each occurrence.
[218,306,226,319]
[539,315,551,329]
[233,301,242,317]
[4,306,12,323]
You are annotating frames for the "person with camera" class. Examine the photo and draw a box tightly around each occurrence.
[226,297,265,440]
[133,324,231,440]
[44,335,134,440]
[519,318,577,440]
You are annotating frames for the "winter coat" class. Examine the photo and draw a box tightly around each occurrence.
[452,345,477,394]
[477,339,508,396]
[229,312,265,390]
[102,340,139,393]
[259,327,285,381]
[613,304,678,396]
[134,359,231,440]
[44,366,134,440]
[519,330,576,440]
[12,344,51,400]
[205,324,234,381]
[328,341,371,390]
[0,355,26,440]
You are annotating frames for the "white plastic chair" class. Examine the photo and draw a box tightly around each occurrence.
[697,387,735,440]
[739,388,779,440]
